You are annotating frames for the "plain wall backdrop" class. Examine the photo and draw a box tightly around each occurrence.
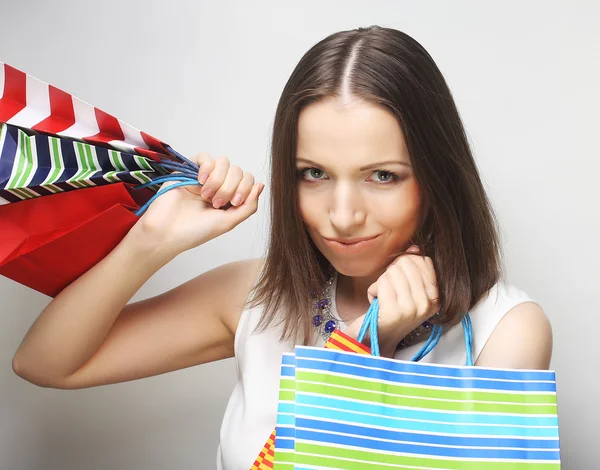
[1,0,598,468]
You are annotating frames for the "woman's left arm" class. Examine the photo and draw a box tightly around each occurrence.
[475,302,553,369]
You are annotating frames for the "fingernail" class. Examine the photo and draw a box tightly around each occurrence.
[198,173,209,185]
[231,193,243,206]
[212,198,224,209]
[201,188,214,199]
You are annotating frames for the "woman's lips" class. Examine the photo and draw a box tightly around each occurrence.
[323,235,381,254]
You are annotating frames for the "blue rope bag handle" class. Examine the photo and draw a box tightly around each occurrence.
[357,298,474,366]
[133,145,204,217]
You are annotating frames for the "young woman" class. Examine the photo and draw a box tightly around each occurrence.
[11,26,552,469]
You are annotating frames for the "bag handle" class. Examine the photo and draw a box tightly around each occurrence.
[357,298,474,366]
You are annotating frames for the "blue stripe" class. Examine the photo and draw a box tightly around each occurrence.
[295,429,561,461]
[274,437,295,450]
[296,417,560,450]
[282,354,296,366]
[0,125,18,188]
[296,357,556,393]
[276,414,295,426]
[278,403,295,414]
[281,366,295,377]
[30,133,52,186]
[277,427,296,438]
[296,394,559,427]
[295,347,556,382]
[87,146,111,185]
[58,138,78,182]
[294,402,560,438]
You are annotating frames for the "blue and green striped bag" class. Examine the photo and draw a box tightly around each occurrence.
[274,299,560,469]
[0,123,158,204]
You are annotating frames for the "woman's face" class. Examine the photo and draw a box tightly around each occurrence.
[297,96,424,278]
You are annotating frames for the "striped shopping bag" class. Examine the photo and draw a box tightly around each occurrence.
[252,330,370,470]
[273,300,561,469]
[0,62,206,295]
[0,62,205,204]
[0,123,161,204]
[0,62,170,160]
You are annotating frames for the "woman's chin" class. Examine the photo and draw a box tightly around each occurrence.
[328,259,386,279]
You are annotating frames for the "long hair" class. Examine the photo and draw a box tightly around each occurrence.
[247,25,503,345]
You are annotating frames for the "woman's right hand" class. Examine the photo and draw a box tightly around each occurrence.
[136,153,264,256]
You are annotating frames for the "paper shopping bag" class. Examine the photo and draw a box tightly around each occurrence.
[0,122,161,204]
[252,329,370,470]
[0,182,151,296]
[273,302,561,469]
[0,62,170,160]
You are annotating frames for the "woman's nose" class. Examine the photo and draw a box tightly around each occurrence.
[328,183,366,232]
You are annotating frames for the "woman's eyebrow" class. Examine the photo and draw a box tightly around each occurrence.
[358,160,412,170]
[296,158,411,170]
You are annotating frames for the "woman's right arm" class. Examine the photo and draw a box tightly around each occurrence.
[11,154,264,389]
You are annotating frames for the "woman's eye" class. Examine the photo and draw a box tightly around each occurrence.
[301,168,326,180]
[372,171,398,183]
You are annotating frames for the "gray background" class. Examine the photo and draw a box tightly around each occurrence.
[1,0,597,468]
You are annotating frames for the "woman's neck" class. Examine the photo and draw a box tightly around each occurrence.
[335,271,382,322]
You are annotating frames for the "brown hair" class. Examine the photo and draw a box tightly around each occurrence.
[247,25,503,345]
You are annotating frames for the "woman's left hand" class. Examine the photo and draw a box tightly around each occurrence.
[347,245,440,358]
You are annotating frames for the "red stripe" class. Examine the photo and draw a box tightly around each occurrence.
[325,336,347,351]
[0,64,27,122]
[333,330,371,353]
[84,108,125,146]
[133,146,163,162]
[32,85,75,134]
[140,130,168,153]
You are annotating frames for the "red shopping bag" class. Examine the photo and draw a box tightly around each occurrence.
[0,183,151,296]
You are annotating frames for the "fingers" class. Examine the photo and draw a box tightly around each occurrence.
[372,246,439,317]
[411,255,439,308]
[220,183,265,228]
[391,257,433,318]
[188,154,258,209]
[377,275,398,318]
[214,170,255,208]
[199,156,229,201]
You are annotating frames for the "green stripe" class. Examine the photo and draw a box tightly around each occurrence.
[9,129,31,189]
[80,143,98,181]
[280,379,295,391]
[45,184,60,194]
[128,169,152,184]
[296,371,556,405]
[273,451,295,468]
[134,155,153,170]
[111,150,126,171]
[68,143,89,188]
[11,188,35,199]
[296,382,557,415]
[279,390,295,402]
[46,137,63,184]
[6,189,26,200]
[294,443,560,469]
[103,171,121,183]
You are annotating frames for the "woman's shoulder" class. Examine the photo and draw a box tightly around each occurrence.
[212,257,265,335]
[471,279,539,317]
[471,279,552,369]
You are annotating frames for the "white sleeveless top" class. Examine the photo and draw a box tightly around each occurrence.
[216,274,538,470]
